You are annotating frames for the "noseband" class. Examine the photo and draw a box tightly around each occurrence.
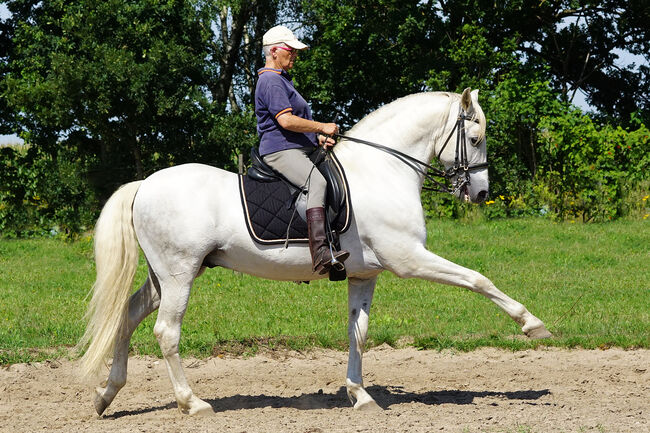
[333,108,488,195]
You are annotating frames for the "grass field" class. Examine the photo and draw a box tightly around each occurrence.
[0,217,648,364]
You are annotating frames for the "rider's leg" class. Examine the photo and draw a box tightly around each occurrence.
[262,147,327,207]
[263,147,349,273]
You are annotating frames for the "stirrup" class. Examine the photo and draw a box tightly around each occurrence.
[329,245,349,272]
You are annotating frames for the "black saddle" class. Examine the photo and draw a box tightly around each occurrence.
[239,146,351,246]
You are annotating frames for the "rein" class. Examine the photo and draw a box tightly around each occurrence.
[333,108,488,195]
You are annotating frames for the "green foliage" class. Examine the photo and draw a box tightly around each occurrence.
[0,110,258,238]
[1,0,261,234]
[3,0,217,186]
[0,145,97,237]
[536,111,650,222]
[483,71,564,190]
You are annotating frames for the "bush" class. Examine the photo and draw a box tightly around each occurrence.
[0,145,98,238]
[421,89,650,223]
[0,110,259,238]
[535,110,650,222]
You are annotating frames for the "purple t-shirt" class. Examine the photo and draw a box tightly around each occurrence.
[255,68,317,156]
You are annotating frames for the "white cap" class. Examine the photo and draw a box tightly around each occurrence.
[262,25,308,50]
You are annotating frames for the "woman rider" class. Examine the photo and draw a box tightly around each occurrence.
[255,25,349,275]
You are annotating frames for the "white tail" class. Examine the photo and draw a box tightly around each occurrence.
[76,181,143,379]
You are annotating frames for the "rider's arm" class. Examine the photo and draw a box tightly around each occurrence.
[276,112,338,136]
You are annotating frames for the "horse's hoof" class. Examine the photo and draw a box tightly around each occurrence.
[181,397,214,416]
[354,398,383,411]
[525,325,553,340]
[189,404,214,416]
[93,388,109,416]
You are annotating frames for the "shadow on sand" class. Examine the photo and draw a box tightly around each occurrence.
[105,385,551,419]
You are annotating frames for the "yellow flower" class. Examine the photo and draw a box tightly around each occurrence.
[644,214,649,220]
[485,200,495,205]
[642,195,649,201]
[498,195,505,200]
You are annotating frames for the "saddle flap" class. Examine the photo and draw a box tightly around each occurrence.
[249,146,346,214]
[319,155,345,214]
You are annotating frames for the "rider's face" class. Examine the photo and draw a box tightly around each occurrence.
[273,45,298,71]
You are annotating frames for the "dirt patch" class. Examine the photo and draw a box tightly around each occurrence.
[1,346,647,432]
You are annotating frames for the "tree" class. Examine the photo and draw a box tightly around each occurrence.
[2,0,649,234]
[295,0,649,126]
[4,1,213,188]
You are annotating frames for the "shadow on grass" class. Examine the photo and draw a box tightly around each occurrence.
[104,386,551,418]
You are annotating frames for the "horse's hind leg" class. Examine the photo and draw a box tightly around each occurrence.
[153,271,212,415]
[346,277,382,411]
[392,245,552,339]
[94,273,161,415]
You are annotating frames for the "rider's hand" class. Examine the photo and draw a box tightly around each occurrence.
[318,134,336,148]
[319,122,339,136]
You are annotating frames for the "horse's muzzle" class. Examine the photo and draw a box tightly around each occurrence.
[475,189,488,203]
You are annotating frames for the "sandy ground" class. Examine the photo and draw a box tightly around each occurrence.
[0,346,648,433]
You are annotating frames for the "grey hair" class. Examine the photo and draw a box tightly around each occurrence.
[262,44,280,57]
[263,44,283,58]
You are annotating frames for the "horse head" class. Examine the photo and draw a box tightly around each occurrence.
[436,88,489,204]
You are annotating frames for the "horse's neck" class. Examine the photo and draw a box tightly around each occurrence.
[336,93,453,186]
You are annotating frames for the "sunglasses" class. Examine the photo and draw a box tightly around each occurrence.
[274,46,298,56]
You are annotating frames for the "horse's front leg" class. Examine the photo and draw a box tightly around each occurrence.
[346,277,382,411]
[389,245,552,339]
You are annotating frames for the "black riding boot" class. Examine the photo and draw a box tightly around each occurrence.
[306,207,350,274]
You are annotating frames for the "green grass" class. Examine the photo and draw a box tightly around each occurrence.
[0,217,648,364]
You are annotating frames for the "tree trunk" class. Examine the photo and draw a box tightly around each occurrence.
[132,137,145,180]
[124,120,145,179]
[212,4,253,107]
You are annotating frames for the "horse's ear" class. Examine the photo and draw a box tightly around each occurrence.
[471,89,479,101]
[461,88,472,111]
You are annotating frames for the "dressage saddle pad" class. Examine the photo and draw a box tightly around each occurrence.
[239,151,351,245]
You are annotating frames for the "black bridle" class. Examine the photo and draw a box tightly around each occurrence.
[333,108,488,195]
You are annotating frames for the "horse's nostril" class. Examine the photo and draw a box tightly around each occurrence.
[476,190,488,203]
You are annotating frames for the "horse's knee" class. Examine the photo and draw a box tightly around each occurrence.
[348,313,370,347]
[348,325,368,348]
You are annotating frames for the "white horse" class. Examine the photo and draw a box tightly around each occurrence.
[77,89,552,416]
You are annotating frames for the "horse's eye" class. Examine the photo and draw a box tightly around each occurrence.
[470,137,479,146]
